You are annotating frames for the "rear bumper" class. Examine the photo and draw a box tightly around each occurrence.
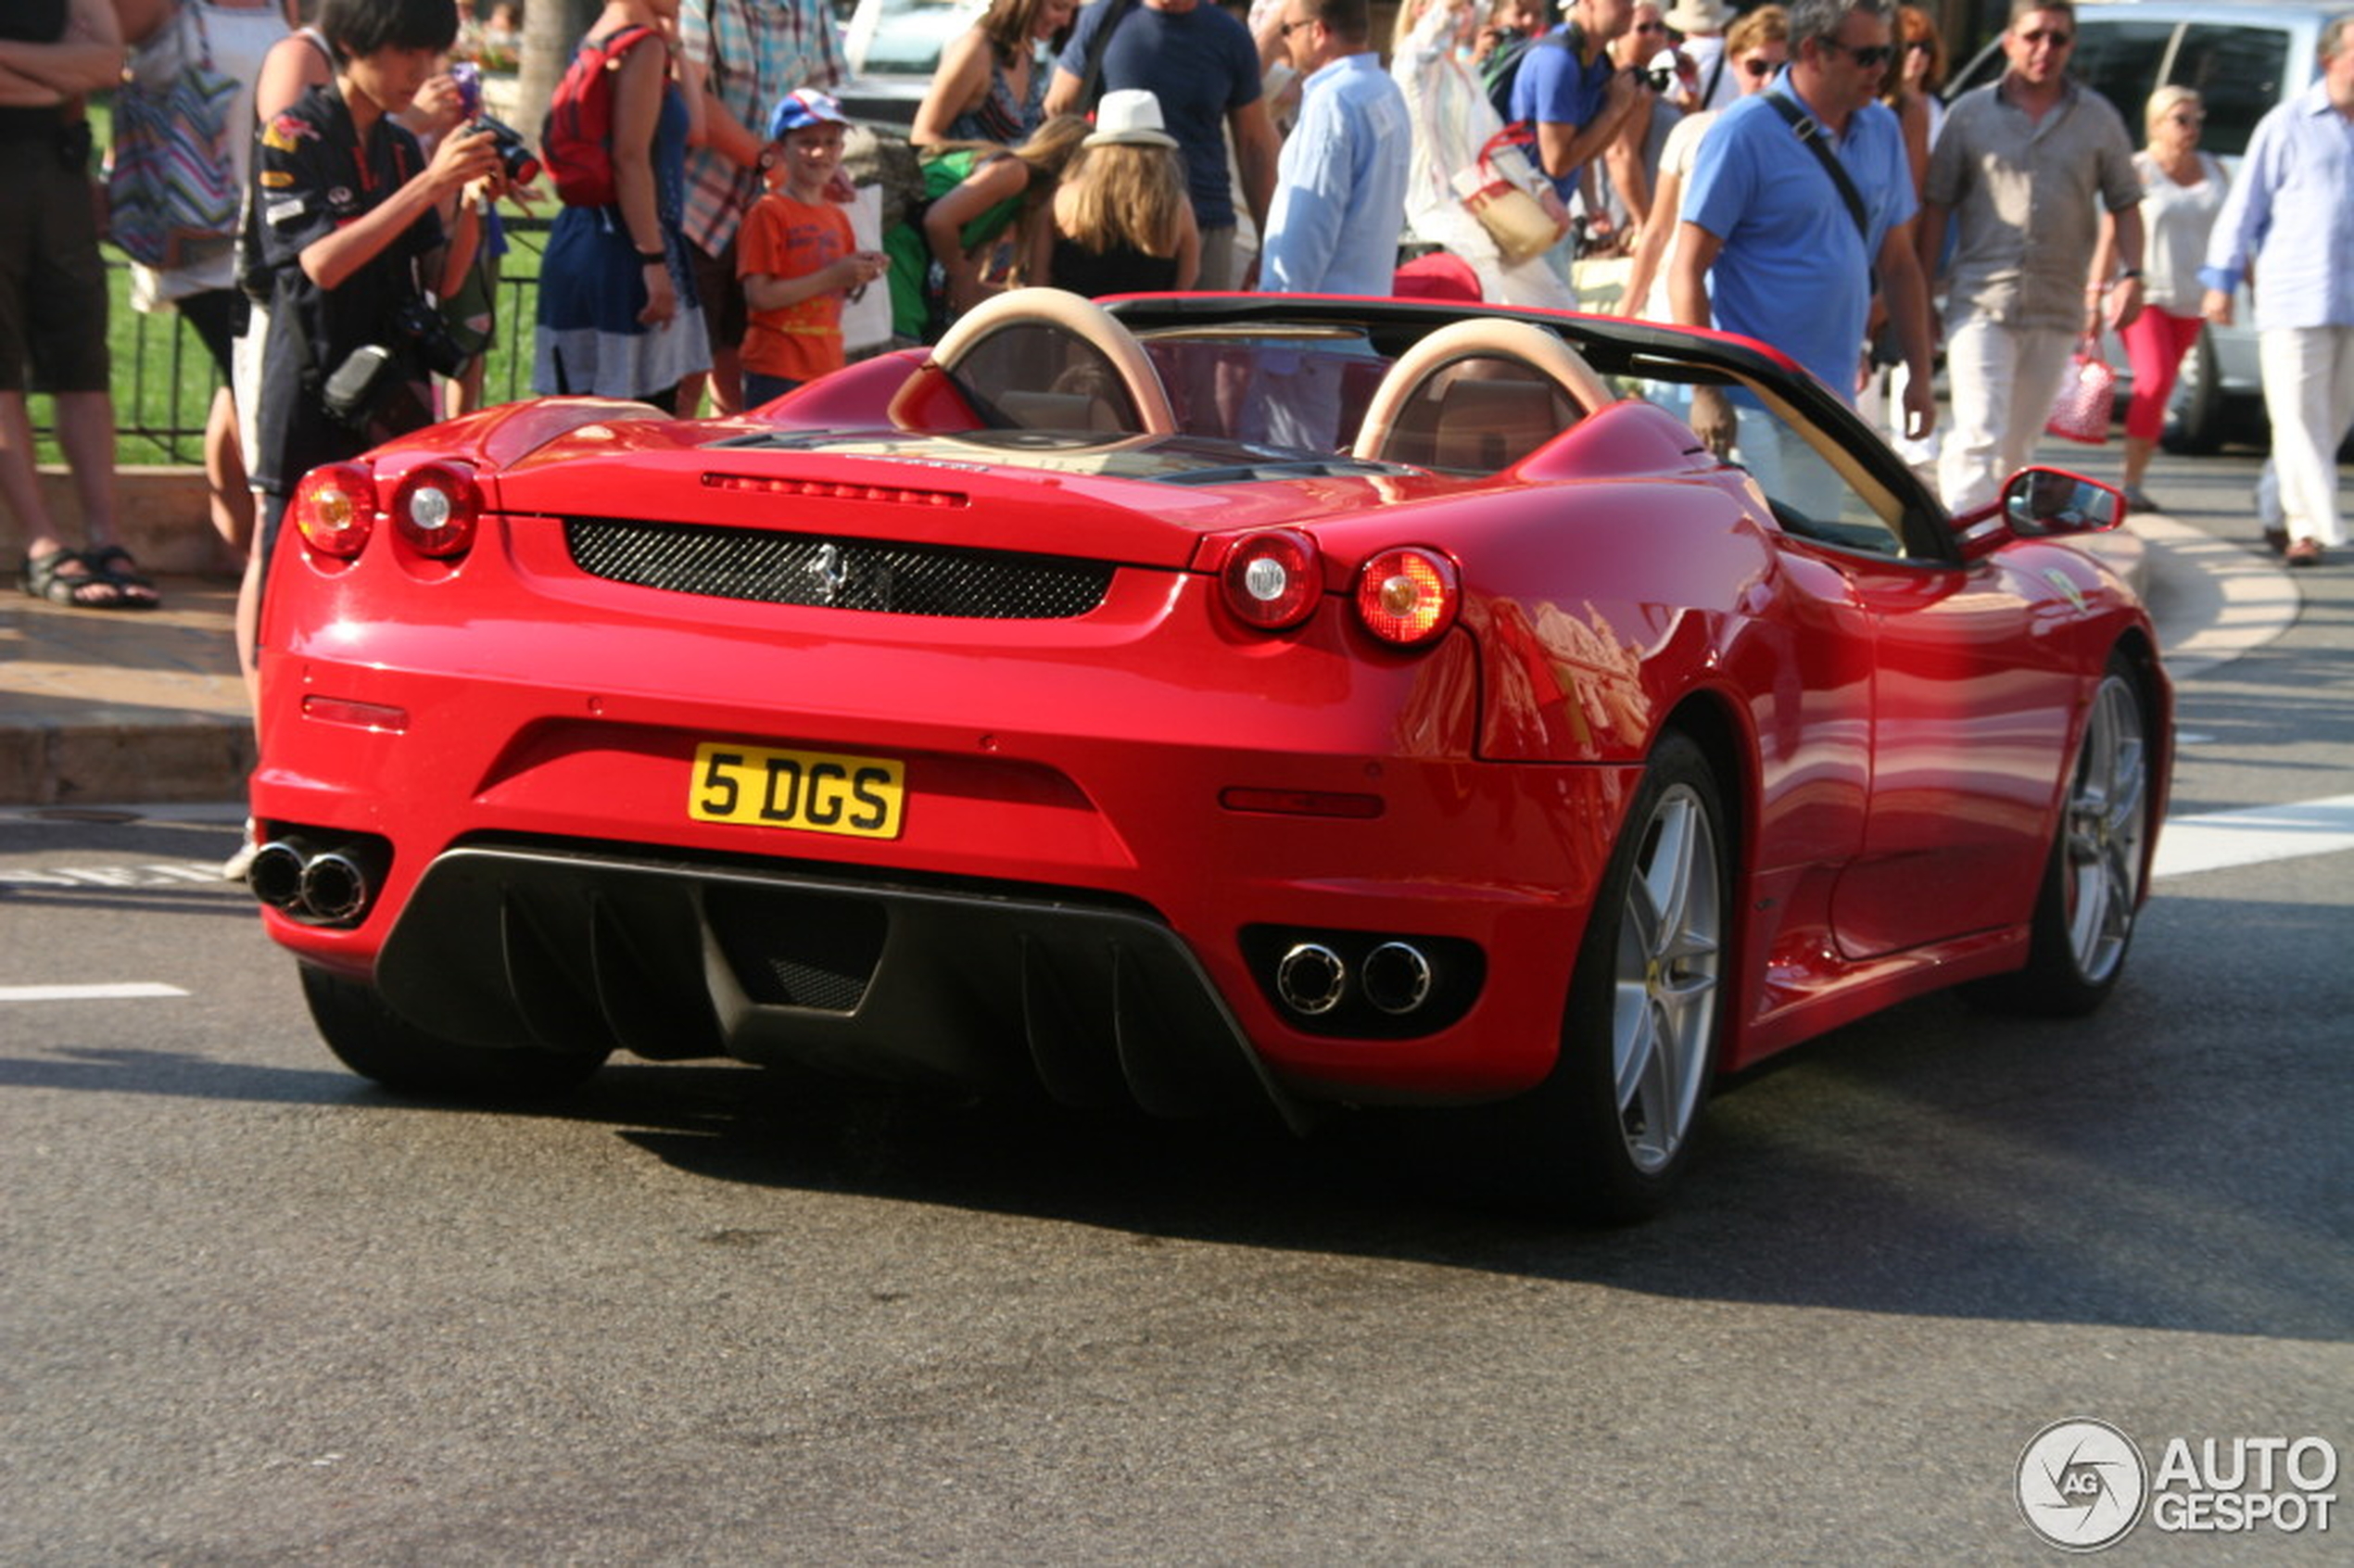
[252,528,1645,1106]
[370,842,1302,1123]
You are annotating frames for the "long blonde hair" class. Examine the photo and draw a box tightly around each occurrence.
[1055,142,1189,258]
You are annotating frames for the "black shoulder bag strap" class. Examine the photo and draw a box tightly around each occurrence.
[1764,91,1871,249]
[1075,0,1142,114]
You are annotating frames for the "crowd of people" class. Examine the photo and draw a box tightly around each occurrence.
[6,0,2353,651]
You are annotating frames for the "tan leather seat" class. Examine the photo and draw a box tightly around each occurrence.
[891,287,1178,436]
[1352,318,1613,473]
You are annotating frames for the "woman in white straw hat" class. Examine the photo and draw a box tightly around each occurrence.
[1662,0,1740,111]
[1043,89,1201,297]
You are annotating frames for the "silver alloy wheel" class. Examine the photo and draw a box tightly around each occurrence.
[2061,672,2149,986]
[1610,782,1723,1175]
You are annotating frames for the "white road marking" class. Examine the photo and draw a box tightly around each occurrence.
[0,983,189,1003]
[2156,794,2354,879]
[0,861,227,889]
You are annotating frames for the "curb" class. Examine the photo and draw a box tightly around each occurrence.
[0,576,251,807]
[35,464,244,578]
[2128,512,2302,681]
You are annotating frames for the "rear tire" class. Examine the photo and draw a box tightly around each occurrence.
[301,966,612,1100]
[1483,731,1731,1223]
[1965,656,2153,1017]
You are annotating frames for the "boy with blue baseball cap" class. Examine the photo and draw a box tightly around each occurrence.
[737,89,887,404]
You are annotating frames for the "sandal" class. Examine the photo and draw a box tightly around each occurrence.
[80,544,163,609]
[19,548,133,610]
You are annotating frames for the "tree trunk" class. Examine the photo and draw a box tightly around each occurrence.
[515,0,603,144]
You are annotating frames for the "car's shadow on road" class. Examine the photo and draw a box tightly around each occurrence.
[6,891,2345,1344]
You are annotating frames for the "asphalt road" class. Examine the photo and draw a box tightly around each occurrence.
[2,445,2348,1565]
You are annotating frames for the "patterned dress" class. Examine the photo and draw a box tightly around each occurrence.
[945,44,1046,145]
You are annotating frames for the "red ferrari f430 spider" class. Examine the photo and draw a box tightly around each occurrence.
[247,291,2170,1220]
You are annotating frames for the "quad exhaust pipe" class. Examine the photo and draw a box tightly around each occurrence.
[1274,939,1436,1018]
[247,834,386,926]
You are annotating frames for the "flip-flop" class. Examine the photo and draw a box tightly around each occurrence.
[18,548,133,610]
[80,544,163,609]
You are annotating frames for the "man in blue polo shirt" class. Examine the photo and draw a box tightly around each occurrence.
[1668,0,1933,504]
[1044,0,1281,291]
[1510,0,1641,234]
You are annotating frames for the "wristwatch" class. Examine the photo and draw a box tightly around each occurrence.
[2117,268,2142,281]
[637,247,666,263]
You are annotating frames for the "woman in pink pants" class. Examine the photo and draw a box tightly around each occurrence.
[2097,85,2226,512]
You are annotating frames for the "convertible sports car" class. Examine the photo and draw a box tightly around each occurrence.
[247,289,2169,1220]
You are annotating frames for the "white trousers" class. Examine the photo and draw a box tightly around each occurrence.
[2259,325,2354,549]
[1939,313,2080,515]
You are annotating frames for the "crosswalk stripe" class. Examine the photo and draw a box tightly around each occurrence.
[0,983,190,1003]
[2156,794,2354,879]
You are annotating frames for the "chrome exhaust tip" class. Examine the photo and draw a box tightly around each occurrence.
[1361,942,1435,1015]
[247,841,310,910]
[1274,942,1348,1016]
[297,851,372,925]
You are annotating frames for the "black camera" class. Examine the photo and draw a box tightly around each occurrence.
[323,344,399,430]
[467,115,541,186]
[393,297,474,380]
[1635,61,1676,93]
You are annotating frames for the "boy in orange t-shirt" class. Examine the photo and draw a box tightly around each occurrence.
[738,90,888,407]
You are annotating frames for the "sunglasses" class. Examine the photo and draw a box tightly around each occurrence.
[2018,28,2073,46]
[1635,19,1667,32]
[1905,38,1932,54]
[2166,110,2205,124]
[1740,57,1778,77]
[1822,39,1894,69]
[1278,15,1315,32]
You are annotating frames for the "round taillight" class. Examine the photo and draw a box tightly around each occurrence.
[290,462,378,559]
[1220,528,1321,630]
[389,462,481,559]
[1354,547,1460,647]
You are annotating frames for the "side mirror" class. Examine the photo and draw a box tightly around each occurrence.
[2002,467,2122,535]
[1953,468,2124,560]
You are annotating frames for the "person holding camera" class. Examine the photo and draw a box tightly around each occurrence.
[244,0,504,618]
[1591,2,1680,246]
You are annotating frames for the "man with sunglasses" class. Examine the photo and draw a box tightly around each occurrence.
[1260,0,1408,298]
[1918,0,2144,514]
[1669,0,1934,499]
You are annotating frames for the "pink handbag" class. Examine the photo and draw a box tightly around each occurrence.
[2044,337,2117,445]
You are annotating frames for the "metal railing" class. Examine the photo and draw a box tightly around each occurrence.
[37,218,553,463]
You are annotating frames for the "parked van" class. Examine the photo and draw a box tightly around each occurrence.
[1945,0,2337,450]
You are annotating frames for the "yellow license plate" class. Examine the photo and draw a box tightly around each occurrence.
[689,741,906,839]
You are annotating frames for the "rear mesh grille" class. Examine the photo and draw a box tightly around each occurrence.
[565,518,1114,619]
[707,885,883,1012]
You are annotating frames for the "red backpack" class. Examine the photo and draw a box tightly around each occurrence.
[539,23,660,208]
